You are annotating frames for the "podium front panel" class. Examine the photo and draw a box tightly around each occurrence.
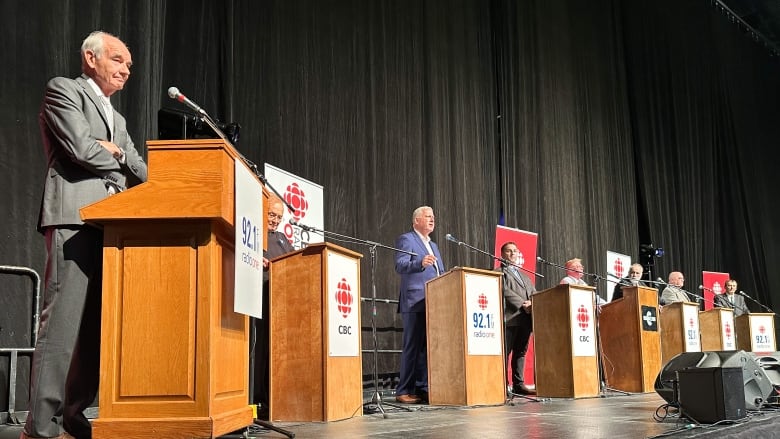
[699,308,736,352]
[533,285,599,398]
[736,314,777,353]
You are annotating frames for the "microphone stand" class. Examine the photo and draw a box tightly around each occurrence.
[295,221,417,417]
[445,235,545,403]
[739,291,775,314]
[446,235,544,278]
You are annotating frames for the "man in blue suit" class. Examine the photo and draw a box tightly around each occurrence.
[394,206,444,404]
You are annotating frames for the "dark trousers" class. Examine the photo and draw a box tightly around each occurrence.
[505,317,533,387]
[397,311,428,396]
[25,227,103,439]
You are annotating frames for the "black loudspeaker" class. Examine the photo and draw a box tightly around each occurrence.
[655,350,773,410]
[677,367,746,423]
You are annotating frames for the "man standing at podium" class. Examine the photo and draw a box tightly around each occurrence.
[660,271,690,305]
[24,31,147,439]
[714,279,748,317]
[559,258,588,286]
[394,206,444,404]
[254,196,296,417]
[497,242,537,395]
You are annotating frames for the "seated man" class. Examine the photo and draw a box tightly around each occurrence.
[660,271,689,305]
[714,279,748,317]
[611,263,650,301]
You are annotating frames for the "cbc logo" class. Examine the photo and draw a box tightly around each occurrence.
[336,278,354,335]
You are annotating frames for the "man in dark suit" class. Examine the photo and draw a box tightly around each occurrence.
[23,31,147,439]
[394,206,444,404]
[714,279,749,317]
[253,196,296,417]
[497,242,537,395]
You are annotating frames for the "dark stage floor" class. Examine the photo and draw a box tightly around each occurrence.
[2,392,779,438]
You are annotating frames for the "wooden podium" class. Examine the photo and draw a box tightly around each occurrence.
[268,242,363,421]
[425,267,505,406]
[699,308,737,351]
[533,284,599,398]
[599,286,661,393]
[660,302,701,364]
[736,313,777,352]
[80,139,256,438]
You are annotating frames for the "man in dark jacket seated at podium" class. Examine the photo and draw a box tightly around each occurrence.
[611,263,651,301]
[252,196,296,418]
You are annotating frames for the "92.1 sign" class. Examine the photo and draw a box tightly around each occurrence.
[241,216,260,251]
[473,312,495,329]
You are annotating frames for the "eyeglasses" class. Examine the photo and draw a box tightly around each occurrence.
[268,212,283,220]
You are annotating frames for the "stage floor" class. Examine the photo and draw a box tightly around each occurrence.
[2,391,779,438]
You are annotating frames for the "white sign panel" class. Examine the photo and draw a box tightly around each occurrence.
[682,305,701,352]
[605,251,631,302]
[234,162,264,318]
[750,315,776,352]
[264,163,324,249]
[721,312,736,351]
[327,251,360,357]
[465,273,503,356]
[569,288,597,357]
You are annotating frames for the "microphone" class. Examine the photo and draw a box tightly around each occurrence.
[656,277,667,285]
[699,285,714,293]
[445,233,462,245]
[536,256,547,263]
[738,290,752,298]
[167,87,206,116]
[288,218,312,231]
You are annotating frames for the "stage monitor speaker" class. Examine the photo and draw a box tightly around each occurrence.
[677,367,746,423]
[654,350,773,410]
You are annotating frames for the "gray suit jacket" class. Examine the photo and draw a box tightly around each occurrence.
[498,265,537,326]
[661,286,690,305]
[714,293,749,317]
[38,74,147,230]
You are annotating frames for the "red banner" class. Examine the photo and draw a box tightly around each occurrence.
[702,271,729,310]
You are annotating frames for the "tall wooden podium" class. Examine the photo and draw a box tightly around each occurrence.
[660,302,701,364]
[699,308,737,351]
[599,286,661,393]
[533,284,599,398]
[736,313,777,352]
[268,242,363,421]
[425,267,505,406]
[80,139,256,438]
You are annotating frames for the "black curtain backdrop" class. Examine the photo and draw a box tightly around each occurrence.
[1,0,778,409]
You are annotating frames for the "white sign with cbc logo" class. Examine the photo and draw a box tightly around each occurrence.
[569,288,597,357]
[327,251,360,357]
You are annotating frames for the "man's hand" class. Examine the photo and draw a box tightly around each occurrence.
[98,140,124,159]
[421,254,438,268]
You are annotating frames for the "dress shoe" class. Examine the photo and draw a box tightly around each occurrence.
[395,394,421,404]
[416,391,429,404]
[512,384,536,395]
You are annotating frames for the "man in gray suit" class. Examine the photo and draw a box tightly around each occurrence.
[497,242,537,395]
[23,31,147,439]
[714,279,749,317]
[660,271,690,305]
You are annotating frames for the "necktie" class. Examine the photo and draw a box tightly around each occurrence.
[101,96,114,140]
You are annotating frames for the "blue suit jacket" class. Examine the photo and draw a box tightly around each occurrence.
[395,230,445,313]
